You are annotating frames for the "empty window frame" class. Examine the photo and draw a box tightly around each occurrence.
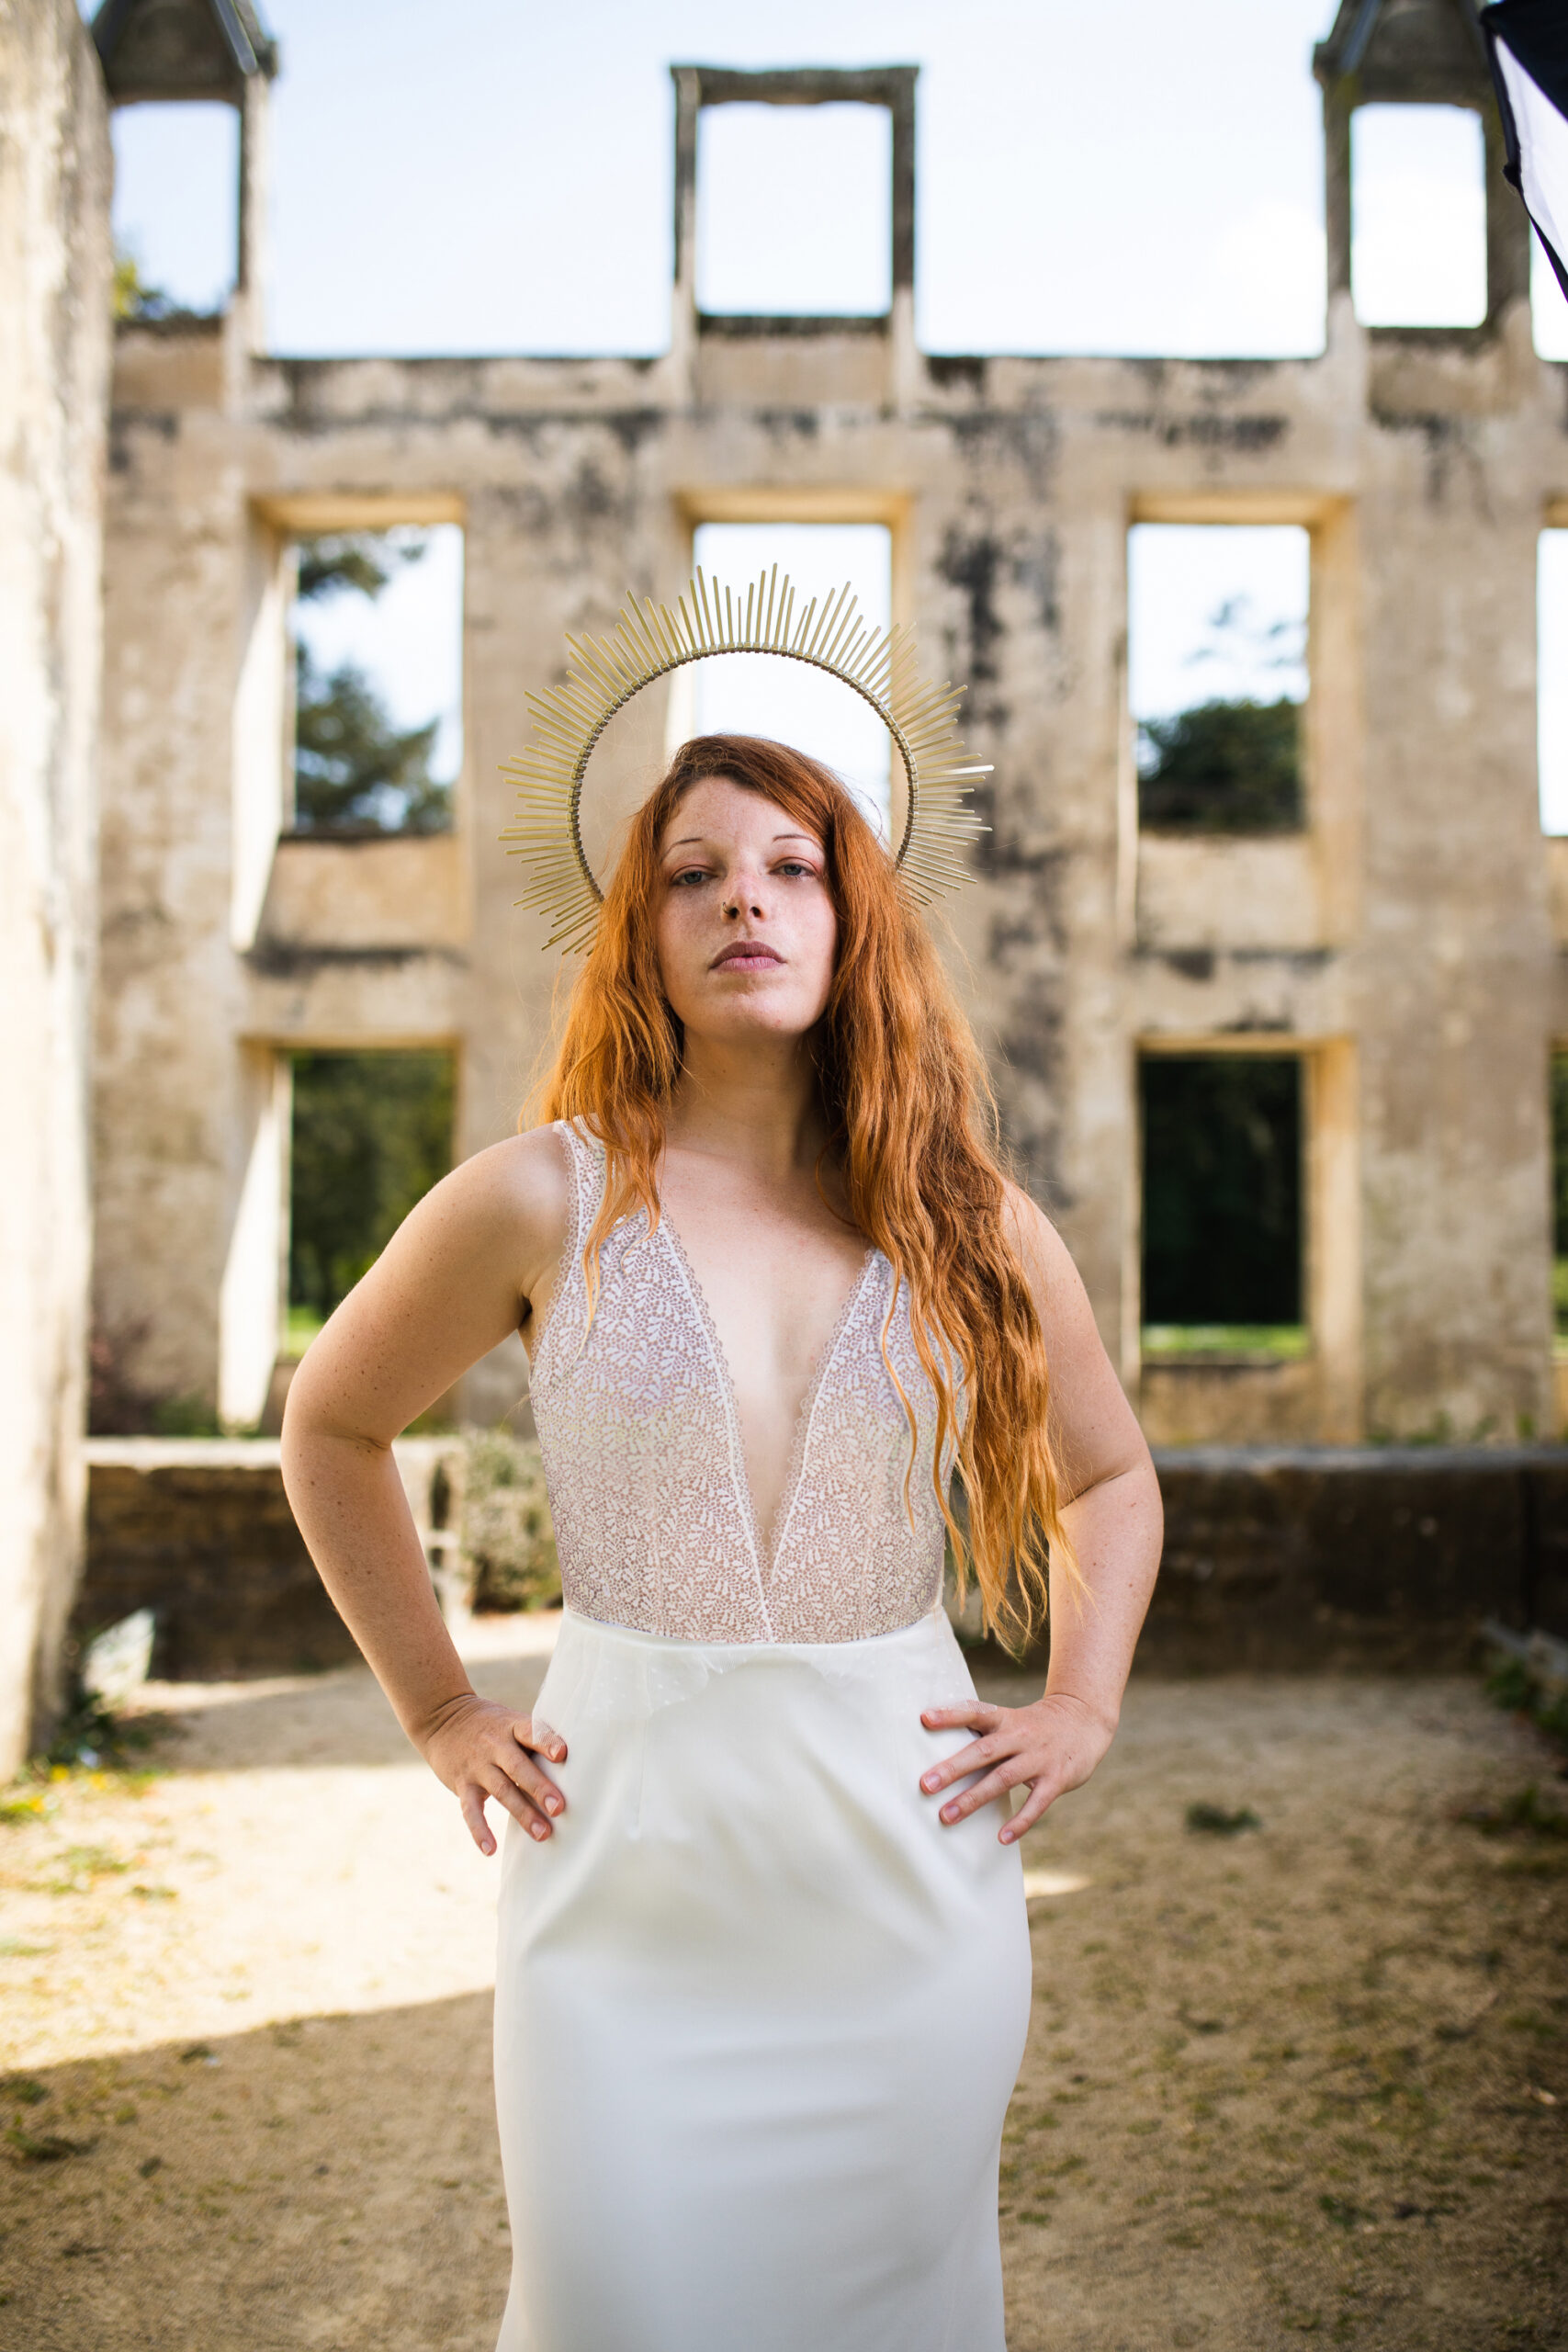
[1141,1053,1306,1358]
[111,101,239,319]
[1350,104,1487,329]
[288,526,464,838]
[286,1049,456,1356]
[682,520,895,839]
[696,103,892,316]
[1541,530,1568,835]
[1129,525,1310,835]
[1552,1052,1568,1353]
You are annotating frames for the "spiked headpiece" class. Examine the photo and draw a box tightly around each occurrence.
[501,568,989,951]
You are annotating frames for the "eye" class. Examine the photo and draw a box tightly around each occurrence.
[774,859,818,879]
[668,865,712,888]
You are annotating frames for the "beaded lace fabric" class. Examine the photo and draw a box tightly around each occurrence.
[529,1121,955,1644]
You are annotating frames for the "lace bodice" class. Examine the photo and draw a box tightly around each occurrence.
[528,1121,954,1644]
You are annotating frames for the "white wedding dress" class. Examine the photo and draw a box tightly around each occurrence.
[491,1121,1032,2352]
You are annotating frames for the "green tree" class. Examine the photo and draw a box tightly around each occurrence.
[1141,1056,1302,1326]
[1137,696,1303,834]
[288,1052,456,1322]
[291,533,453,836]
[112,247,175,322]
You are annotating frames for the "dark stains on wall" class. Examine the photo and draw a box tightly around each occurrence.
[1368,406,1490,514]
[943,405,1059,494]
[107,410,179,473]
[1094,410,1290,457]
[937,525,1005,685]
[1011,529,1061,637]
[924,354,987,393]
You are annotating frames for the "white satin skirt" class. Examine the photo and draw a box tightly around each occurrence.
[491,1605,1032,2352]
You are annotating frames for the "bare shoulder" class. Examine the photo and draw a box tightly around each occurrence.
[430,1123,571,1263]
[999,1178,1079,1288]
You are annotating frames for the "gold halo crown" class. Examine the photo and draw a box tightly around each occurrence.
[501,568,990,951]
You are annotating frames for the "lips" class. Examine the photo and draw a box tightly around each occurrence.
[710,941,784,971]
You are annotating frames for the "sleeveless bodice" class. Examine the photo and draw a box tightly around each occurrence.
[528,1121,954,1644]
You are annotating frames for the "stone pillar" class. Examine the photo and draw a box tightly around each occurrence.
[0,0,111,1772]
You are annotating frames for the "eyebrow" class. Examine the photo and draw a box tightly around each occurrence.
[662,830,819,854]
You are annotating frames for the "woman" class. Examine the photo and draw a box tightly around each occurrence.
[282,731,1162,2352]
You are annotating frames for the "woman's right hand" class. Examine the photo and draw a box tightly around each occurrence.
[418,1691,568,1856]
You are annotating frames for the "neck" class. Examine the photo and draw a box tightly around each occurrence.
[664,1030,827,1185]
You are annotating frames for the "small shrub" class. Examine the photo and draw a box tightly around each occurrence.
[461,1430,561,1613]
[1185,1802,1262,1836]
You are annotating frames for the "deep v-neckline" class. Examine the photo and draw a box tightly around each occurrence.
[657,1207,878,1585]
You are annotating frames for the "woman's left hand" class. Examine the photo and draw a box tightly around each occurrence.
[919,1691,1117,1844]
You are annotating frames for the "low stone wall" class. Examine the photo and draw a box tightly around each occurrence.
[76,1439,1568,1682]
[77,1439,459,1680]
[1138,1446,1568,1671]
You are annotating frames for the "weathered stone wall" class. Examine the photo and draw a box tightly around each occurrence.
[0,0,111,1774]
[1137,1444,1568,1672]
[76,1441,1566,1679]
[78,24,1568,1456]
[94,303,1568,1446]
[77,1437,459,1679]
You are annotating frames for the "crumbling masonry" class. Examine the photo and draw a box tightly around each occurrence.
[5,0,1568,1763]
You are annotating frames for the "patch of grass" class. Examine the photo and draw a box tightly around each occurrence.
[38,1682,156,1773]
[1186,1802,1263,1837]
[1483,1654,1568,1756]
[1456,1785,1568,1838]
[5,2126,95,2164]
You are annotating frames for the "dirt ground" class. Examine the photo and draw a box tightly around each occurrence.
[1,1619,1564,2352]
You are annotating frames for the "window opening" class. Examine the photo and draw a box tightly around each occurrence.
[1129,525,1309,835]
[1541,532,1568,835]
[1350,104,1487,329]
[696,103,892,316]
[1553,1052,1568,1356]
[111,102,238,319]
[1141,1054,1305,1359]
[1536,236,1568,360]
[288,526,463,837]
[684,521,894,839]
[286,1051,456,1357]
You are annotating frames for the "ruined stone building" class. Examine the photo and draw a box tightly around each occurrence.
[5,0,1567,1761]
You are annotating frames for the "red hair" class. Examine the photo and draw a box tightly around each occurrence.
[533,734,1073,1644]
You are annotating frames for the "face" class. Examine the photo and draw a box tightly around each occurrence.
[654,775,838,1048]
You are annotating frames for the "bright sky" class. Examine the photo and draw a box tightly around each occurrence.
[99,0,1568,363]
[292,526,465,782]
[685,525,894,833]
[100,1,1568,814]
[1128,527,1311,724]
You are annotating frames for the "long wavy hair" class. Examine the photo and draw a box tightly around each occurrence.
[533,734,1075,1644]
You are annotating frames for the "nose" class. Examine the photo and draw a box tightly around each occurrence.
[723,865,769,920]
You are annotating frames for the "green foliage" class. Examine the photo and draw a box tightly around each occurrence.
[1483,1651,1568,1757]
[290,532,450,836]
[1185,1802,1262,1836]
[39,1684,154,1773]
[1137,696,1303,833]
[293,650,450,836]
[1551,1057,1568,1335]
[296,532,422,605]
[1141,1056,1302,1326]
[111,247,175,322]
[461,1431,561,1612]
[288,1052,455,1322]
[1141,1323,1308,1360]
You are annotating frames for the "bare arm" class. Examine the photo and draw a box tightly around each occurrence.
[919,1186,1164,1843]
[280,1127,574,1854]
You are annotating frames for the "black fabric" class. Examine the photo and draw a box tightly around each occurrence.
[1483,0,1568,300]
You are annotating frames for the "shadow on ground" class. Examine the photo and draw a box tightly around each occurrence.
[2,1660,1565,2349]
[1,1995,508,2352]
